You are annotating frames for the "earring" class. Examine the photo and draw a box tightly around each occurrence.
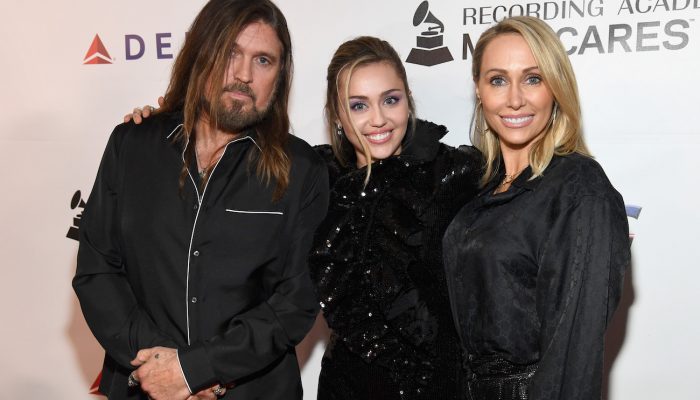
[475,100,490,135]
[335,123,344,136]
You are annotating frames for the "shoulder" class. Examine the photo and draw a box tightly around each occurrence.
[547,153,623,204]
[311,143,335,166]
[285,136,330,195]
[434,144,483,181]
[106,112,183,153]
[286,135,326,171]
[448,144,483,167]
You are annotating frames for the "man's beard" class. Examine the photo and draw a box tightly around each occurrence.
[209,82,277,133]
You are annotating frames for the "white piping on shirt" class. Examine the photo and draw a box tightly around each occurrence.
[225,209,283,215]
[166,124,183,140]
[175,349,193,394]
[182,133,259,345]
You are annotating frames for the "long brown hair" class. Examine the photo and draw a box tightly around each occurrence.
[160,0,292,199]
[470,16,590,186]
[324,36,416,185]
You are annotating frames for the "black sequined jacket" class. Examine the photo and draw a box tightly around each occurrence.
[309,120,482,399]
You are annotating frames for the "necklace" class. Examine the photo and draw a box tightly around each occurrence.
[498,166,527,187]
[195,147,221,179]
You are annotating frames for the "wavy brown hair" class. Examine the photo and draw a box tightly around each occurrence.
[324,36,416,185]
[159,0,292,200]
[470,16,590,186]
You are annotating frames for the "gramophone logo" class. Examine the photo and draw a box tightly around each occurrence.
[405,1,454,66]
[66,190,86,241]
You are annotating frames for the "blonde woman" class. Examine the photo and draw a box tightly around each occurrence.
[443,16,630,400]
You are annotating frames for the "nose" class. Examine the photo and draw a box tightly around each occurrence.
[369,106,387,127]
[506,83,525,109]
[232,56,252,84]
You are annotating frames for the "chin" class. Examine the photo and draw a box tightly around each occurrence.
[369,148,399,161]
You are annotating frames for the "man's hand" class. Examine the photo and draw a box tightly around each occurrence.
[130,347,191,400]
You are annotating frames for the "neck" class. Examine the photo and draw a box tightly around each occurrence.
[194,117,239,150]
[500,145,530,176]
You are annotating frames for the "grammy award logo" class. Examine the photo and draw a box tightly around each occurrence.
[405,1,454,66]
[66,190,86,241]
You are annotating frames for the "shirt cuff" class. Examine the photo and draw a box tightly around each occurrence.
[175,349,193,394]
[178,344,218,393]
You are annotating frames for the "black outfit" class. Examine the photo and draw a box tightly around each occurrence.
[443,153,630,400]
[73,112,328,399]
[309,120,482,399]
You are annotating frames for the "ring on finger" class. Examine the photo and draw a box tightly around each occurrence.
[212,386,225,397]
[127,372,140,387]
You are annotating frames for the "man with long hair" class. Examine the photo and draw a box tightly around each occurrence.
[73,1,328,399]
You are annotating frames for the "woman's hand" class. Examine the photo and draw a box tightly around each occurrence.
[123,96,164,124]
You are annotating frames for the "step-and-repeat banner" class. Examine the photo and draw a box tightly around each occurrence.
[1,0,698,398]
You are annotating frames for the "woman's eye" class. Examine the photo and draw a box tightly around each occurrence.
[489,76,507,86]
[257,57,270,65]
[350,102,367,111]
[384,96,400,105]
[526,75,542,85]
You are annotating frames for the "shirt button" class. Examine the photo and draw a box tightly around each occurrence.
[191,297,197,303]
[193,204,199,210]
[193,250,200,256]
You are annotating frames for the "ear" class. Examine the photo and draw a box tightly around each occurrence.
[475,86,481,100]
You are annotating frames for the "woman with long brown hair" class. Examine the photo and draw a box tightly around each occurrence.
[307,36,481,399]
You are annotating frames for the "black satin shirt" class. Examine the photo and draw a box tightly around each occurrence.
[443,153,630,400]
[73,112,328,399]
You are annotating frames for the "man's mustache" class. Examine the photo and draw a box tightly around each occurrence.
[223,83,256,101]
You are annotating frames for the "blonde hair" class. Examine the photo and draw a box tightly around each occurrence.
[324,37,416,185]
[470,16,590,186]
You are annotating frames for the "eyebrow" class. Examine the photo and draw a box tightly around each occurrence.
[483,66,540,75]
[348,88,403,100]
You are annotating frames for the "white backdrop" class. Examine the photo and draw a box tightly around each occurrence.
[1,0,699,398]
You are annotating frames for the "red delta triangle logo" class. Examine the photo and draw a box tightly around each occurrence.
[83,34,112,65]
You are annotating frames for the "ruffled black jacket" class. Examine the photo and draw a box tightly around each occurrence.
[309,120,482,399]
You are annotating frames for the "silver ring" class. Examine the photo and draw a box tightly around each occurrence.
[212,386,225,397]
[127,372,140,387]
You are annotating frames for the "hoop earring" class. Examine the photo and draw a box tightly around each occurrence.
[335,123,344,136]
[476,100,490,135]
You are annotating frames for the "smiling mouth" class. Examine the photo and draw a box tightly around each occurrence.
[364,130,392,144]
[501,115,533,127]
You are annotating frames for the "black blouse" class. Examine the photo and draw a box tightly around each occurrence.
[443,153,630,400]
[310,120,482,399]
